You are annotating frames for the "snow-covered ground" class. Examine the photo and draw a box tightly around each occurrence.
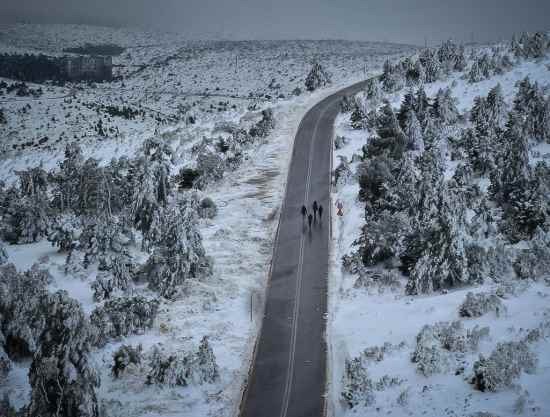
[328,54,550,417]
[0,23,418,417]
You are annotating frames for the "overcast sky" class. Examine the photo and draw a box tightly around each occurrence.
[1,0,548,45]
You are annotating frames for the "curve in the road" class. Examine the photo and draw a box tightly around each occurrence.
[240,78,371,417]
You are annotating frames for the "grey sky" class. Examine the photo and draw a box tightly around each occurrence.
[1,0,548,45]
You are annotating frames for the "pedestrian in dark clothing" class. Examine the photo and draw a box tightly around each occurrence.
[312,201,318,219]
[301,205,308,222]
[307,213,313,229]
[318,204,323,220]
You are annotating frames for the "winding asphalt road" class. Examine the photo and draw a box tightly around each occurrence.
[240,79,370,417]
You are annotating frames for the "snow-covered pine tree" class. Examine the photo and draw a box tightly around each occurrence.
[403,110,424,152]
[414,86,431,128]
[16,166,48,197]
[454,44,467,72]
[50,143,84,212]
[431,87,459,125]
[437,39,459,74]
[350,104,367,130]
[0,264,51,359]
[196,336,219,384]
[489,112,530,203]
[380,59,404,93]
[397,90,416,129]
[405,181,471,295]
[0,241,7,265]
[419,48,441,83]
[486,84,507,127]
[364,78,382,103]
[142,199,211,298]
[27,291,99,417]
[305,61,331,92]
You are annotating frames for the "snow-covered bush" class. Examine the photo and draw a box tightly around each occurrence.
[142,200,211,299]
[90,296,159,347]
[146,337,219,386]
[198,197,217,219]
[91,254,133,301]
[471,341,538,392]
[341,357,374,408]
[305,61,331,91]
[459,292,506,318]
[249,108,274,138]
[27,291,99,417]
[0,264,51,359]
[112,344,142,378]
[412,321,489,376]
[195,149,225,186]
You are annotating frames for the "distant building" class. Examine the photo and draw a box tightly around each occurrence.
[64,55,113,81]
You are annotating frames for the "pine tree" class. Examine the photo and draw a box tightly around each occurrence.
[403,110,424,152]
[196,336,219,384]
[405,182,471,295]
[486,84,507,127]
[414,86,431,127]
[305,61,331,92]
[489,112,530,202]
[454,44,467,71]
[431,87,459,125]
[350,105,367,130]
[27,291,99,417]
[376,101,401,139]
[468,61,483,83]
[397,90,416,129]
[142,200,211,298]
[419,48,441,83]
[0,241,7,265]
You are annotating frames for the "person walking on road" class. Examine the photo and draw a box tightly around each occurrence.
[307,213,313,229]
[312,200,318,220]
[318,204,323,221]
[301,205,308,222]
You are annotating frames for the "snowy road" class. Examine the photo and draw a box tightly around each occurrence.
[240,79,370,417]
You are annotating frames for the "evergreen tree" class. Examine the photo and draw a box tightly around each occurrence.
[486,84,507,127]
[0,241,7,265]
[489,112,530,202]
[305,61,331,92]
[376,101,401,139]
[419,48,441,83]
[142,200,211,298]
[405,182,471,295]
[350,104,367,130]
[414,86,430,127]
[403,110,424,152]
[397,90,416,129]
[28,291,99,417]
[454,44,467,71]
[431,87,459,125]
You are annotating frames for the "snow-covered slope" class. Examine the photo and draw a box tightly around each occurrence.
[329,36,550,417]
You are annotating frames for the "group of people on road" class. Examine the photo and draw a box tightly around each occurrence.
[301,200,323,229]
